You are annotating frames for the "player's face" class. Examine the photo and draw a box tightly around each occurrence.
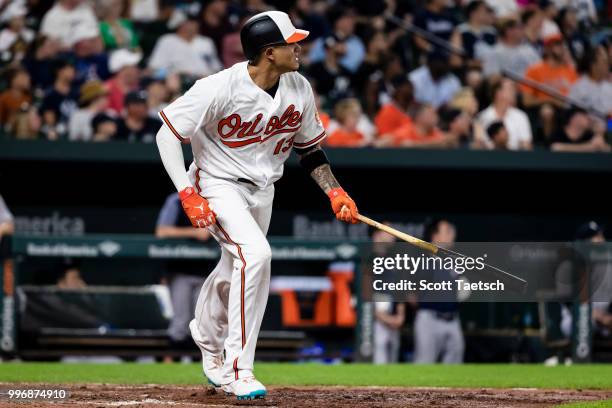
[273,43,301,72]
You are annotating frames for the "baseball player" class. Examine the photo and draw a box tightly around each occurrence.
[155,11,359,400]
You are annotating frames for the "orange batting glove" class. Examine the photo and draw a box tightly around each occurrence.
[328,187,359,224]
[179,187,216,228]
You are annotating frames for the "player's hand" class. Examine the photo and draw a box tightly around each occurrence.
[179,187,216,228]
[192,228,211,241]
[328,187,359,224]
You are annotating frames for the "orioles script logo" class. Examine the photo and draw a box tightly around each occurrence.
[217,104,302,148]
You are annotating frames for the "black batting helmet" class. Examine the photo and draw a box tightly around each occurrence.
[240,11,309,62]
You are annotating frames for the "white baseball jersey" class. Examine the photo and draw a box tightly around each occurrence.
[159,61,326,189]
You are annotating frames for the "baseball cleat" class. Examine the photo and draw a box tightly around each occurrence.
[189,320,224,387]
[221,377,267,400]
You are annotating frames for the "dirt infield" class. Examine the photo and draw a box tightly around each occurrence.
[2,384,612,407]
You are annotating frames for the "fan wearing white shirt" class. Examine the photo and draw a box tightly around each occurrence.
[477,79,533,150]
[148,11,223,79]
[40,0,99,49]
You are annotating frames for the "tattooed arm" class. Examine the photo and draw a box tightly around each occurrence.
[299,144,341,193]
[296,144,359,223]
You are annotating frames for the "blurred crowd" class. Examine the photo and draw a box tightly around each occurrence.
[0,0,610,152]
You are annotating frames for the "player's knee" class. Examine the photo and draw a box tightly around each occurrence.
[244,242,272,265]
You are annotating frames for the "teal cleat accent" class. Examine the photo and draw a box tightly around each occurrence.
[207,377,221,387]
[236,389,267,400]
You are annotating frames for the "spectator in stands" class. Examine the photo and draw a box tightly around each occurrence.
[363,53,404,119]
[220,12,251,68]
[91,112,117,142]
[288,0,330,43]
[326,98,369,147]
[409,51,461,109]
[477,79,533,150]
[374,75,414,144]
[0,194,14,240]
[522,9,544,55]
[414,218,464,364]
[387,104,451,148]
[163,72,184,103]
[550,108,610,152]
[353,31,390,101]
[0,68,35,135]
[559,0,598,27]
[312,90,330,131]
[485,121,510,149]
[559,6,590,63]
[449,87,480,117]
[0,1,34,65]
[148,10,222,79]
[39,60,78,140]
[308,35,355,109]
[308,7,365,73]
[413,0,458,54]
[129,0,159,23]
[455,0,497,65]
[56,263,87,289]
[98,0,140,51]
[68,81,109,141]
[522,33,578,141]
[522,34,578,107]
[40,0,99,50]
[156,192,211,350]
[70,24,111,87]
[568,46,612,118]
[200,0,234,56]
[144,79,170,118]
[539,0,561,37]
[485,0,519,18]
[439,108,470,148]
[115,90,160,143]
[482,18,540,78]
[106,48,142,114]
[22,36,63,91]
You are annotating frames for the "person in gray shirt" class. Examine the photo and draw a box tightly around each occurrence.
[482,18,540,79]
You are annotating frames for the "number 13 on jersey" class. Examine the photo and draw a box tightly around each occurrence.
[273,136,295,155]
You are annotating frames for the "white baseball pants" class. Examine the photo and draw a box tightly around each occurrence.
[191,171,274,383]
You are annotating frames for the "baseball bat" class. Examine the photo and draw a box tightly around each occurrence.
[356,213,528,292]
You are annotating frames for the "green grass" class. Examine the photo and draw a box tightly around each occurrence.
[1,363,612,389]
[557,401,612,407]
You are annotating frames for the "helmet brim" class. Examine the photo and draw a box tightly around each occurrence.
[286,29,309,43]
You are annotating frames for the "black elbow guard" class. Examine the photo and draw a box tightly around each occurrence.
[299,149,330,173]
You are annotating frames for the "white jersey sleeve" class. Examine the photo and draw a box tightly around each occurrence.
[158,78,220,142]
[293,79,326,149]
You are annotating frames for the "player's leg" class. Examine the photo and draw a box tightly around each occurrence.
[199,180,272,397]
[190,248,232,387]
[390,328,401,363]
[189,276,205,324]
[168,274,195,344]
[193,247,232,355]
[373,320,391,364]
[413,310,440,363]
[238,185,274,373]
[441,319,464,364]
